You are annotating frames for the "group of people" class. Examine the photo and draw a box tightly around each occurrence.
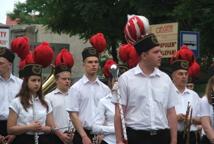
[0,32,214,144]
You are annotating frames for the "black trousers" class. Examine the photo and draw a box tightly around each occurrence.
[73,129,95,144]
[49,134,64,144]
[177,131,201,144]
[12,134,50,144]
[201,135,211,144]
[0,120,7,136]
[101,140,108,144]
[126,127,170,144]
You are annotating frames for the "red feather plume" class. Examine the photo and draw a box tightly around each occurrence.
[178,45,195,65]
[103,59,116,78]
[170,45,200,79]
[18,52,35,70]
[119,43,139,68]
[55,48,74,68]
[19,59,26,70]
[188,60,200,78]
[89,33,107,53]
[33,42,54,68]
[11,36,30,59]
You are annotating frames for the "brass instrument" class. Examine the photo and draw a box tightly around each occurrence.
[42,65,56,95]
[183,102,193,144]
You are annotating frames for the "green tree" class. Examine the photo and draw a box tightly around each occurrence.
[173,0,214,56]
[8,0,214,60]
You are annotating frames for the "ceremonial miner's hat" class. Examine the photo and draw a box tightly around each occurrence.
[0,47,15,63]
[54,48,74,75]
[82,32,107,61]
[134,33,160,55]
[170,60,189,72]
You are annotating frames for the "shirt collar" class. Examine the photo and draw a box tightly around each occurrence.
[134,64,161,77]
[176,87,190,95]
[0,73,16,82]
[53,88,68,95]
[31,96,40,103]
[82,74,100,85]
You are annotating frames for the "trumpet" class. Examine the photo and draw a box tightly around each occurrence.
[183,102,193,144]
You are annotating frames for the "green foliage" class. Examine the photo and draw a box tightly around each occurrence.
[8,0,214,60]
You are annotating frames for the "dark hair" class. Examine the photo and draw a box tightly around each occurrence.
[16,76,49,112]
[205,75,214,104]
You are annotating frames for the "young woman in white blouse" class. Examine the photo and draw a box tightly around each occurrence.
[92,92,116,144]
[7,64,54,144]
[200,75,214,144]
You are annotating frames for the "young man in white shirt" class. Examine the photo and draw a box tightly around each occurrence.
[66,47,110,144]
[0,47,22,144]
[46,64,74,144]
[112,33,178,144]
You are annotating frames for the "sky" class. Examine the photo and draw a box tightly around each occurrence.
[0,0,26,24]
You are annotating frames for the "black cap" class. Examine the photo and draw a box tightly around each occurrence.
[171,60,189,73]
[22,64,42,77]
[54,64,71,75]
[134,33,159,55]
[82,47,99,61]
[0,47,15,63]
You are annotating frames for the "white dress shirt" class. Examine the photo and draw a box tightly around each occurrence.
[175,88,200,131]
[112,65,178,130]
[45,88,73,132]
[66,75,111,130]
[199,96,213,135]
[92,94,116,144]
[9,97,52,134]
[0,74,22,120]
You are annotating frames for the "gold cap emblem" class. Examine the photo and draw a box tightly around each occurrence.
[32,65,42,75]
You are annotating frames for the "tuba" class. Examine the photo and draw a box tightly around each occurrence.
[42,65,56,95]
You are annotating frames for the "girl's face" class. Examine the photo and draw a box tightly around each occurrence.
[27,75,41,95]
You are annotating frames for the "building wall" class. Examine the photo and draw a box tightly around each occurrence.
[10,24,91,78]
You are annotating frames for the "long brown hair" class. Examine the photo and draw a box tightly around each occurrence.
[205,75,214,104]
[16,76,49,112]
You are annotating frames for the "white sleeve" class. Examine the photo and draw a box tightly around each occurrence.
[111,75,128,106]
[9,98,20,114]
[92,100,114,134]
[46,100,52,114]
[45,93,53,108]
[199,97,211,117]
[167,80,179,109]
[193,93,201,117]
[66,87,80,112]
